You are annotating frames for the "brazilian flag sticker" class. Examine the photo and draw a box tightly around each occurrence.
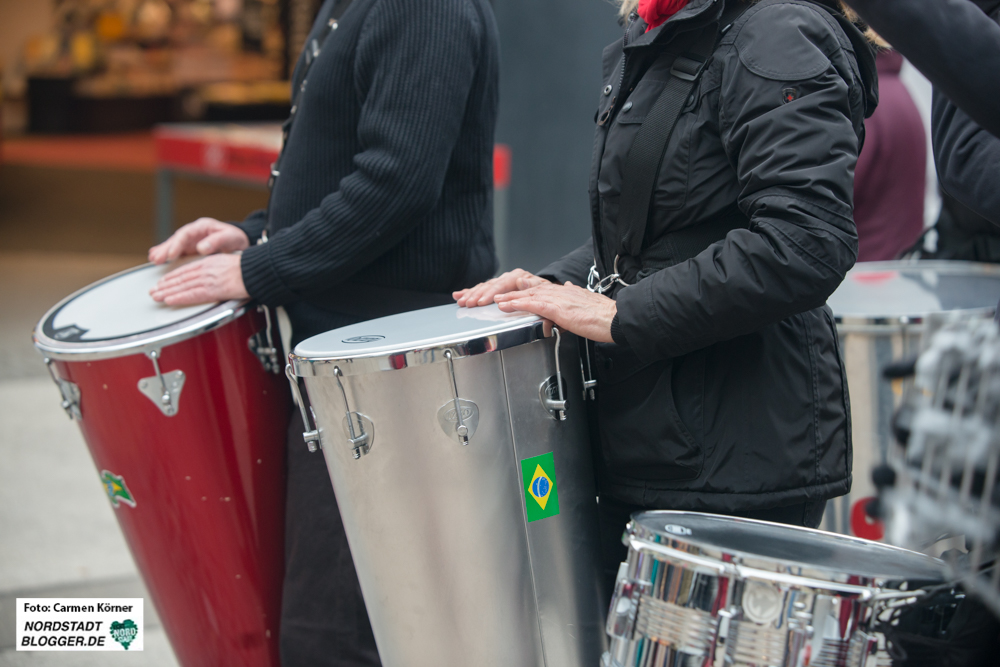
[521,452,560,522]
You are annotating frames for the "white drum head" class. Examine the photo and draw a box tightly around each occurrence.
[292,304,544,377]
[34,261,244,360]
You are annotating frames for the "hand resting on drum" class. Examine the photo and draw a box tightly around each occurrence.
[148,218,251,306]
[148,217,249,265]
[454,269,617,343]
[149,253,249,306]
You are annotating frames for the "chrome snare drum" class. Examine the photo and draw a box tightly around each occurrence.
[289,303,606,667]
[605,511,945,667]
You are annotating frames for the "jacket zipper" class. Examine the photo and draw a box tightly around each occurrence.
[599,12,636,126]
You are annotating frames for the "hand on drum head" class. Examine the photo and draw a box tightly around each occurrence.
[149,253,249,306]
[148,218,250,265]
[453,269,548,307]
[494,281,617,343]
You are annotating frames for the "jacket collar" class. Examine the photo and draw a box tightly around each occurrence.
[624,0,725,51]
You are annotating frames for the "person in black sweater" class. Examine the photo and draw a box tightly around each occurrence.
[147,0,500,664]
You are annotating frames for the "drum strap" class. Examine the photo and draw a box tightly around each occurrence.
[613,1,750,279]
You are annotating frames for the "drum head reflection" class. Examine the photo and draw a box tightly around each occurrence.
[633,511,943,581]
[828,260,1000,319]
[40,261,220,343]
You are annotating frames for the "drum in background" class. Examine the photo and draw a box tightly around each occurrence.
[289,303,607,667]
[826,260,1000,540]
[33,263,290,667]
[605,511,946,667]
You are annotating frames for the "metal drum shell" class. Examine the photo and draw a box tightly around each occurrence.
[827,260,1000,540]
[606,511,945,667]
[40,309,290,667]
[295,328,607,667]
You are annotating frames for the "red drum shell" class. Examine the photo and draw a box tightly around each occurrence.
[49,308,289,667]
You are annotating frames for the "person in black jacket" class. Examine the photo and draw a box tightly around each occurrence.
[146,0,500,664]
[844,0,1000,139]
[456,0,876,595]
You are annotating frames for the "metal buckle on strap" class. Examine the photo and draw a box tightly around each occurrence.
[586,257,630,295]
[670,56,704,82]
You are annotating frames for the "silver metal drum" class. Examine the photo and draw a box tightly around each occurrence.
[289,304,607,667]
[826,260,1000,540]
[605,511,945,667]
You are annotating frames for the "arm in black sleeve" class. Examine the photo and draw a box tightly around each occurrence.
[933,89,1000,224]
[615,4,859,360]
[537,239,595,285]
[846,0,1000,137]
[239,0,485,304]
[235,208,268,244]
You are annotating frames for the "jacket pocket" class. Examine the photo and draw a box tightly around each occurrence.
[594,342,704,481]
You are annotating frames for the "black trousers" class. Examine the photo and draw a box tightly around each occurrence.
[280,411,381,667]
[596,495,826,603]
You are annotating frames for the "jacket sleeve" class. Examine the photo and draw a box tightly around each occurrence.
[235,208,268,244]
[537,239,595,285]
[615,3,859,360]
[846,0,1000,138]
[932,93,1000,226]
[239,0,486,305]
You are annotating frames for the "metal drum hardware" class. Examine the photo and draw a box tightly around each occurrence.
[289,303,606,667]
[137,349,184,417]
[248,305,282,374]
[580,339,597,401]
[44,357,81,420]
[538,327,567,420]
[286,364,322,453]
[604,511,948,667]
[335,366,372,459]
[438,349,478,444]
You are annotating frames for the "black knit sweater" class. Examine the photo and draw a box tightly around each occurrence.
[237,0,500,343]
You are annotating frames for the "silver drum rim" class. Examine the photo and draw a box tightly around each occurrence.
[831,259,1000,329]
[627,511,944,592]
[290,319,546,378]
[33,263,247,361]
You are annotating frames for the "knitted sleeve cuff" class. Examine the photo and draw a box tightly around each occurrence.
[610,312,628,346]
[240,243,298,307]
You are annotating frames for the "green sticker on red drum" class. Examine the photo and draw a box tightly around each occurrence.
[101,470,136,509]
[521,452,559,522]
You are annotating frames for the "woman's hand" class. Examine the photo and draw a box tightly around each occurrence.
[149,254,249,306]
[494,281,617,343]
[148,217,249,265]
[453,268,548,307]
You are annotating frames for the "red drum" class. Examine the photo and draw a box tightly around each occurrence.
[33,262,290,667]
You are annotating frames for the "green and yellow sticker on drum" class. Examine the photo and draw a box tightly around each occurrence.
[521,452,559,522]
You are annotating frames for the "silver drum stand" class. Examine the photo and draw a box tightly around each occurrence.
[826,260,1000,540]
[289,304,607,667]
[605,511,946,667]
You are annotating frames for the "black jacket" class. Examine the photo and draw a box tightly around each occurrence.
[237,0,499,344]
[541,0,877,511]
[847,0,1000,139]
[932,3,1000,226]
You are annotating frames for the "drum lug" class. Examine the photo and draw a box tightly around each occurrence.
[44,358,81,420]
[248,306,282,374]
[138,349,185,417]
[539,327,567,420]
[580,338,597,400]
[606,577,650,640]
[439,350,478,444]
[285,364,323,452]
[710,609,733,667]
[334,366,373,458]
